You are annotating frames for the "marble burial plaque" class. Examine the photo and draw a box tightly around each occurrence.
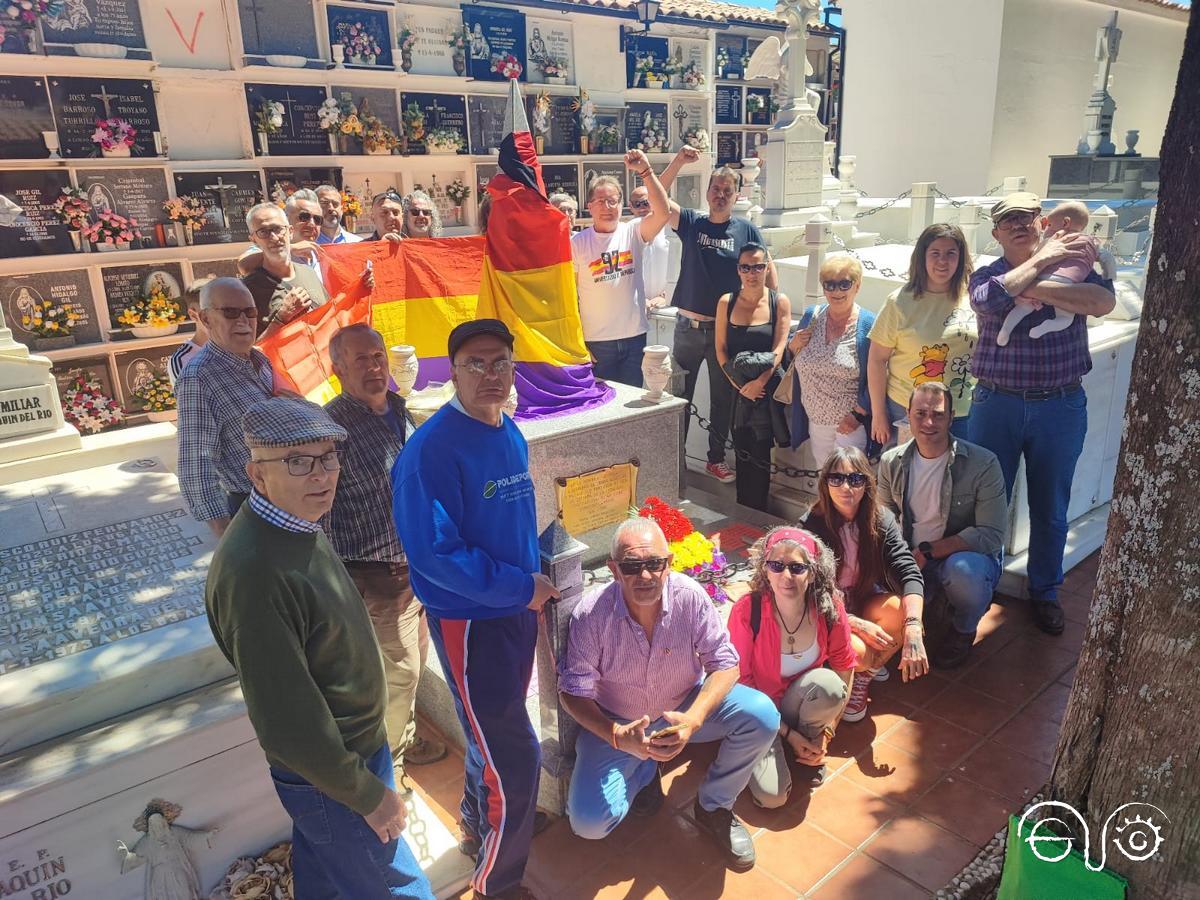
[331,86,400,155]
[400,92,467,156]
[327,3,393,69]
[581,161,629,217]
[716,130,742,167]
[525,17,573,85]
[673,173,703,210]
[671,98,707,149]
[39,0,150,57]
[540,95,579,155]
[716,33,746,78]
[542,164,580,202]
[625,103,668,155]
[264,167,341,199]
[468,94,507,155]
[238,0,319,59]
[0,383,57,441]
[0,76,55,160]
[190,258,242,281]
[173,170,263,245]
[113,346,175,412]
[462,4,526,82]
[100,262,185,335]
[76,167,171,249]
[47,77,160,158]
[51,355,115,402]
[624,33,667,88]
[670,36,706,73]
[0,270,101,350]
[715,85,742,125]
[746,87,772,126]
[0,459,215,675]
[403,6,462,77]
[0,169,76,258]
[245,83,330,157]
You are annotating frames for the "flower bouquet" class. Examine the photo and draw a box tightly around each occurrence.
[132,370,177,420]
[403,101,426,143]
[91,117,136,157]
[359,98,399,154]
[342,22,382,66]
[448,26,468,75]
[681,61,705,90]
[163,195,208,245]
[572,90,596,153]
[595,123,621,153]
[636,496,731,605]
[635,55,660,88]
[341,189,363,219]
[638,112,665,154]
[21,296,80,350]
[62,372,125,435]
[746,93,765,115]
[683,125,710,152]
[715,47,731,76]
[254,99,284,154]
[539,56,567,83]
[53,187,91,249]
[425,127,463,154]
[117,285,185,336]
[491,52,522,80]
[81,209,141,251]
[398,23,416,72]
[446,179,470,205]
[208,841,293,900]
[0,0,52,51]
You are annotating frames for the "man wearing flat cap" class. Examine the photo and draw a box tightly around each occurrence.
[392,319,558,900]
[968,193,1115,636]
[205,396,432,899]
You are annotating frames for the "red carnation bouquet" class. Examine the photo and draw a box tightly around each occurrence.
[636,496,729,604]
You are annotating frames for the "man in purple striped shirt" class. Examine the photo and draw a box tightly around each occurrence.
[558,518,778,871]
[967,192,1115,636]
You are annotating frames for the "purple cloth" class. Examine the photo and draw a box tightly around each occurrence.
[969,257,1113,390]
[513,362,614,421]
[558,572,740,721]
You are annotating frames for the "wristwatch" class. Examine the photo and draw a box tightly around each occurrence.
[918,541,935,560]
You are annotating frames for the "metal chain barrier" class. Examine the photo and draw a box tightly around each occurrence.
[854,189,911,220]
[932,187,968,208]
[983,183,1004,197]
[686,402,823,480]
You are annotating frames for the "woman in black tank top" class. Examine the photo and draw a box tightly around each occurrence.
[714,243,793,510]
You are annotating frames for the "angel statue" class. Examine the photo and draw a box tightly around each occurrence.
[117,798,218,900]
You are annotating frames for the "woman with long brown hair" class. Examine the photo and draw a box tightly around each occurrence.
[799,447,929,722]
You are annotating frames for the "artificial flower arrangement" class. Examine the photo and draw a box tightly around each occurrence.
[402,101,426,141]
[341,190,363,218]
[447,26,467,53]
[681,61,705,89]
[116,285,185,328]
[163,195,208,234]
[573,89,596,135]
[491,52,522,80]
[358,98,399,153]
[21,297,79,337]
[634,55,659,86]
[317,97,345,133]
[662,56,682,78]
[532,91,551,136]
[745,93,765,114]
[81,209,141,247]
[683,125,710,151]
[740,52,752,71]
[0,0,52,44]
[208,841,293,900]
[131,371,176,413]
[342,21,382,65]
[638,111,665,154]
[538,56,567,80]
[53,187,91,229]
[62,371,125,435]
[91,118,136,153]
[715,47,731,73]
[594,122,621,152]
[636,496,730,605]
[446,178,470,205]
[397,24,417,54]
[254,99,285,134]
[424,127,463,153]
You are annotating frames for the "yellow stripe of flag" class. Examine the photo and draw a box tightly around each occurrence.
[476,259,590,365]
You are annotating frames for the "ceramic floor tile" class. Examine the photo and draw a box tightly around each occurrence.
[677,865,801,900]
[524,817,626,892]
[954,740,1051,805]
[881,714,981,769]
[862,814,981,892]
[870,670,951,710]
[660,741,719,809]
[1024,681,1073,725]
[809,852,930,900]
[923,681,1018,736]
[961,643,1073,705]
[755,820,853,893]
[803,774,903,848]
[992,705,1063,765]
[843,741,944,805]
[912,774,1015,847]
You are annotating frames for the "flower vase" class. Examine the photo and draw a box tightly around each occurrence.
[547,76,565,85]
[401,49,413,73]
[102,144,131,158]
[343,214,357,233]
[146,410,178,423]
[454,205,462,225]
[173,222,187,247]
[331,44,345,67]
[1124,129,1140,156]
[68,230,83,252]
[131,323,180,338]
[94,241,116,252]
[183,226,195,246]
[25,26,43,55]
[535,135,544,155]
[365,144,391,156]
[453,52,465,76]
[328,133,339,154]
[579,135,589,154]
[257,132,270,156]
[116,241,131,251]
[389,345,419,397]
[641,345,673,403]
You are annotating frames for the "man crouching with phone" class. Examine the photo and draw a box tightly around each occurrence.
[557,517,779,871]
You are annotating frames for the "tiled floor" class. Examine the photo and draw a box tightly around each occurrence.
[412,552,1099,899]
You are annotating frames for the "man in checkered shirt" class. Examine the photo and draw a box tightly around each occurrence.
[175,277,275,537]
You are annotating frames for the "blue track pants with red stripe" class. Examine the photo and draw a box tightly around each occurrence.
[428,611,540,897]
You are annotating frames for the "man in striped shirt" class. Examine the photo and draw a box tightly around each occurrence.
[167,276,212,388]
[558,517,779,871]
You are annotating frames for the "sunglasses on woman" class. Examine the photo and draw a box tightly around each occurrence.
[822,279,855,292]
[738,263,767,274]
[765,560,811,576]
[826,472,869,489]
[616,557,670,576]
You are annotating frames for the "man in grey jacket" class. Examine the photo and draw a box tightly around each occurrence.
[877,383,1008,669]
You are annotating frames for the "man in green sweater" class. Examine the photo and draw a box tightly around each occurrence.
[205,396,432,899]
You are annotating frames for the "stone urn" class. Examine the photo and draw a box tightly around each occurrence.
[641,345,673,402]
[331,44,346,67]
[389,344,419,397]
[1124,129,1140,156]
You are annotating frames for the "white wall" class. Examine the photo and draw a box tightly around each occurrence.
[839,0,1005,197]
[987,0,1186,194]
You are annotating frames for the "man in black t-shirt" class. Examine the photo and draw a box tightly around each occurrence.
[659,147,777,483]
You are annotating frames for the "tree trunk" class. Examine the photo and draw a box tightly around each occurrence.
[1050,8,1199,899]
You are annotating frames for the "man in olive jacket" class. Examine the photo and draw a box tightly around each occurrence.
[877,383,1008,669]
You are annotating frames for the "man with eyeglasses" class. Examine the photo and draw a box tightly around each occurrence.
[558,517,778,871]
[316,184,363,244]
[240,201,330,336]
[968,192,1115,636]
[392,319,558,900]
[240,191,326,278]
[205,396,433,900]
[657,145,779,484]
[629,185,670,311]
[325,324,448,784]
[570,149,671,387]
[176,277,276,537]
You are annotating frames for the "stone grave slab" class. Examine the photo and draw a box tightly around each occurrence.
[0,457,229,755]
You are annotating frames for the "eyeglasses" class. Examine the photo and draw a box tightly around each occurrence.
[631,200,651,210]
[996,212,1038,231]
[409,208,433,218]
[822,279,856,292]
[293,211,317,223]
[455,359,515,377]
[254,225,288,239]
[738,263,768,274]
[765,560,811,576]
[212,306,259,320]
[256,449,342,476]
[616,557,670,576]
[589,197,621,208]
[826,472,869,489]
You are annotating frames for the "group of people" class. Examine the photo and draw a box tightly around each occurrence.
[171,160,1115,898]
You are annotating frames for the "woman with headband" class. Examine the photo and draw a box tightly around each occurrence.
[728,526,857,803]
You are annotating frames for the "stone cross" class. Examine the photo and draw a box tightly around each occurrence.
[243,0,270,51]
[1084,12,1121,155]
[90,83,117,118]
[276,91,299,137]
[672,103,688,131]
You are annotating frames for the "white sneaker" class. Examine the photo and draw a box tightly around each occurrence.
[705,461,735,483]
[872,666,890,683]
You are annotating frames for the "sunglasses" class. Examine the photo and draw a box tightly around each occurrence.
[826,472,869,489]
[409,209,433,217]
[294,211,317,223]
[616,557,670,576]
[212,306,259,320]
[822,279,855,292]
[373,190,403,204]
[738,263,767,274]
[765,560,811,576]
[631,200,651,210]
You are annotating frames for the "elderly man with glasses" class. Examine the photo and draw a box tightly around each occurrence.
[176,277,277,536]
[205,396,433,900]
[967,192,1115,636]
[558,516,778,872]
[240,201,330,336]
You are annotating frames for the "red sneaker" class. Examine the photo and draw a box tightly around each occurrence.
[705,461,735,483]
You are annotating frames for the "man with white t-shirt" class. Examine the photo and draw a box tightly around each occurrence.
[629,185,670,309]
[571,149,671,387]
[877,383,1008,670]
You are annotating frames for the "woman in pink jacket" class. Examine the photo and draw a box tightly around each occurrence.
[728,527,858,805]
